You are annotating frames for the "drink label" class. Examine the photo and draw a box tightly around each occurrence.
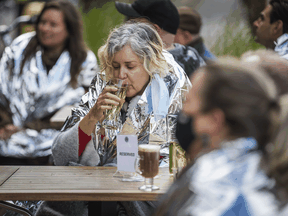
[117,135,138,172]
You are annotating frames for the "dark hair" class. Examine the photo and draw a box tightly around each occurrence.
[262,114,288,205]
[153,59,281,216]
[269,0,288,33]
[200,59,280,150]
[20,0,87,88]
[240,50,288,205]
[178,6,202,34]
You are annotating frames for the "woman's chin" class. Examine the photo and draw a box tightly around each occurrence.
[126,93,135,99]
[126,89,137,98]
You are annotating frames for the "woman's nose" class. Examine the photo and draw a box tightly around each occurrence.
[118,67,128,79]
[40,23,50,32]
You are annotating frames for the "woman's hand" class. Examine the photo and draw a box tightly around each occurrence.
[88,86,122,122]
[0,124,20,140]
[79,86,122,136]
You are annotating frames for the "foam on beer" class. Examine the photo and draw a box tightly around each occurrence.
[138,144,160,152]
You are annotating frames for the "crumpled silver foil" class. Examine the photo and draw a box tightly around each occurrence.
[0,32,98,158]
[61,53,191,166]
[3,200,41,216]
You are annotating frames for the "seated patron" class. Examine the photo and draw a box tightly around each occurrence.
[35,22,191,216]
[253,0,288,60]
[115,0,205,78]
[154,58,287,215]
[174,6,216,62]
[241,50,288,210]
[0,0,97,163]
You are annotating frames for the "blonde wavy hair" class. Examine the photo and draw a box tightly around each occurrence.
[97,22,168,81]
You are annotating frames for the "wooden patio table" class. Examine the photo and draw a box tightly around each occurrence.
[0,166,173,201]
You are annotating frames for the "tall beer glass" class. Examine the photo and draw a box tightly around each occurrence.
[102,78,129,130]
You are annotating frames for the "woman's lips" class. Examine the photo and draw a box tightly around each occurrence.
[40,34,52,40]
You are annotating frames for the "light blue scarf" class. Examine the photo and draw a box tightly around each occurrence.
[150,73,169,120]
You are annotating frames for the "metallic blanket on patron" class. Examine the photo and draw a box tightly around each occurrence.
[61,51,191,166]
[0,32,98,158]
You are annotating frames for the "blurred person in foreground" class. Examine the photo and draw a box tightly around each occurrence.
[115,0,205,78]
[241,49,288,213]
[0,0,97,164]
[174,6,216,63]
[253,0,288,60]
[153,58,287,216]
[35,22,191,216]
[186,49,288,165]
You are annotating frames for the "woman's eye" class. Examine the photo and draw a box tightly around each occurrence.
[51,22,57,27]
[113,66,120,69]
[39,20,46,25]
[127,66,134,69]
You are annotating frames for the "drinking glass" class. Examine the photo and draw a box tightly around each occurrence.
[102,78,129,130]
[135,144,161,191]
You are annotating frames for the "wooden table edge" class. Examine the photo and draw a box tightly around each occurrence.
[0,190,166,201]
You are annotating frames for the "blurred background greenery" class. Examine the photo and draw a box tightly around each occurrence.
[81,2,124,58]
[16,0,266,59]
[211,24,265,58]
[81,1,264,59]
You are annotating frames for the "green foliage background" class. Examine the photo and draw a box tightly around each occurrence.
[211,24,265,58]
[81,2,124,58]
[81,2,264,59]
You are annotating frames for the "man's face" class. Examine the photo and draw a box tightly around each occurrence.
[174,28,187,45]
[159,30,175,49]
[253,5,275,48]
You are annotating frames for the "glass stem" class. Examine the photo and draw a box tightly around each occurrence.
[147,178,153,187]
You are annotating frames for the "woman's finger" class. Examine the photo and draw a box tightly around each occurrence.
[98,92,121,104]
[102,97,120,106]
[97,104,113,111]
[102,86,118,94]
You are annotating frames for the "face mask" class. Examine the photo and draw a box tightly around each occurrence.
[176,111,196,152]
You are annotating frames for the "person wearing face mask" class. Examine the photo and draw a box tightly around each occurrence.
[153,58,288,216]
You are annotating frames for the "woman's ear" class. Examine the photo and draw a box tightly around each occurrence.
[210,108,226,134]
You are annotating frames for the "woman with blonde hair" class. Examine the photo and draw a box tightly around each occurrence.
[35,21,190,216]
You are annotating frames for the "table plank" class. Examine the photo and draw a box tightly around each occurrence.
[0,166,19,186]
[0,166,173,201]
